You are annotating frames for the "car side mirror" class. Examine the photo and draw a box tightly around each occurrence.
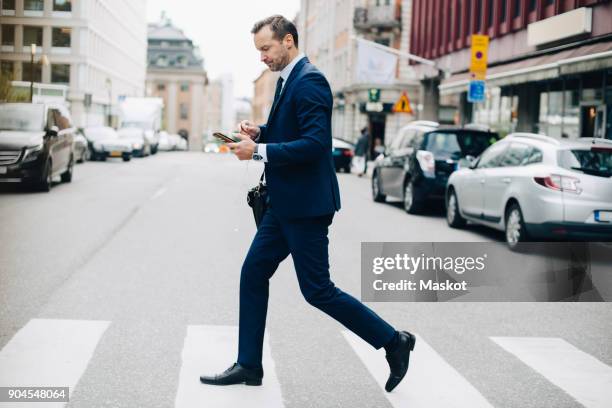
[46,126,59,137]
[458,155,477,170]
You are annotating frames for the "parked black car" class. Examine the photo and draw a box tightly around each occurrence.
[332,137,354,172]
[371,122,499,213]
[0,103,75,192]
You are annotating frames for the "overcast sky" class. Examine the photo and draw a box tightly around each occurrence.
[146,0,301,99]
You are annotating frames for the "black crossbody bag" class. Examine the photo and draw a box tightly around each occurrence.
[247,173,268,228]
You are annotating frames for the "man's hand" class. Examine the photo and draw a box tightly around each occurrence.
[227,133,256,161]
[237,120,261,141]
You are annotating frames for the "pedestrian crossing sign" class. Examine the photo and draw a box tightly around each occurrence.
[393,92,413,114]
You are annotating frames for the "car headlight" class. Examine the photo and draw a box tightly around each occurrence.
[133,143,142,149]
[22,144,44,163]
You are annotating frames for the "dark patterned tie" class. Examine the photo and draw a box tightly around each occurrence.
[269,76,284,116]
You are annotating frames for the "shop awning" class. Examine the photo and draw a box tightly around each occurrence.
[439,40,612,95]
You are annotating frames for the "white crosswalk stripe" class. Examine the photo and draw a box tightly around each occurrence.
[342,331,494,408]
[491,337,612,408]
[0,318,110,408]
[3,318,610,408]
[174,325,284,408]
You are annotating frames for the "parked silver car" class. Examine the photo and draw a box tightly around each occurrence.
[83,126,133,162]
[117,127,151,157]
[446,133,612,249]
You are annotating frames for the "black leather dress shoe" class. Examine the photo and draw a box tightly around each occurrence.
[200,363,263,386]
[385,331,416,392]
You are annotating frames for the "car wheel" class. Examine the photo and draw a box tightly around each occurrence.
[446,189,467,228]
[37,159,52,192]
[403,180,424,214]
[122,155,131,162]
[372,171,386,202]
[505,203,529,251]
[344,165,351,173]
[61,155,73,183]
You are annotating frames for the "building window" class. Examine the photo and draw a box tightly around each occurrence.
[1,25,15,46]
[487,0,494,27]
[53,0,72,12]
[24,0,44,11]
[476,0,482,32]
[157,83,166,91]
[529,0,536,12]
[52,27,71,47]
[2,0,15,11]
[1,61,14,77]
[23,26,43,47]
[22,62,42,82]
[156,55,168,67]
[501,0,507,22]
[455,0,462,38]
[176,55,187,66]
[374,38,390,47]
[180,82,189,92]
[51,64,70,83]
[513,0,521,18]
[545,0,553,5]
[466,0,472,34]
[180,103,188,120]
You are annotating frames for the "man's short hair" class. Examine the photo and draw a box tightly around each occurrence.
[251,15,299,48]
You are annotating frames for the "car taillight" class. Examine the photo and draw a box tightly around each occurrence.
[534,174,582,194]
[342,150,353,157]
[416,150,435,177]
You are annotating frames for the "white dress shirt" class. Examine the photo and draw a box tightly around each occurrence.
[257,52,306,162]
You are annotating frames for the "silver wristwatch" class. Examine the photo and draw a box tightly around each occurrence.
[252,144,263,161]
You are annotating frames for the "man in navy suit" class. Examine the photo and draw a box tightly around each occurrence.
[200,15,415,393]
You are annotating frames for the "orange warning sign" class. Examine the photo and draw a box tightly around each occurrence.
[393,92,413,114]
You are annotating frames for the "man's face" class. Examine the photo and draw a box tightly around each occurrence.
[254,26,291,72]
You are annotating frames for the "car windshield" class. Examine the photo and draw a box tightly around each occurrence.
[333,138,353,149]
[558,148,612,177]
[0,104,45,132]
[85,127,117,140]
[425,131,499,159]
[118,128,142,138]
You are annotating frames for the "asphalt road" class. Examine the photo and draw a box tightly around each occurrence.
[1,152,610,408]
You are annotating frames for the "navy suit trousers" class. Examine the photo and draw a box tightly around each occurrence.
[237,209,396,369]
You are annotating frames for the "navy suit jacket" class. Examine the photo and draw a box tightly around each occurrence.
[259,57,341,219]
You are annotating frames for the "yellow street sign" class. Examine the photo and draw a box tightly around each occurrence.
[393,92,412,114]
[469,34,489,79]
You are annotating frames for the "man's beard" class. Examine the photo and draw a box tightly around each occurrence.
[270,51,289,72]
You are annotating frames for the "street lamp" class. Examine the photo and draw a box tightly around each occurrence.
[29,44,36,102]
[29,44,49,102]
[105,77,112,126]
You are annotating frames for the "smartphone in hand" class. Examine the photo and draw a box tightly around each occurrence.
[213,132,241,143]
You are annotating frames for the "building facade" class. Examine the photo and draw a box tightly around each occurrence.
[410,0,612,139]
[0,0,148,127]
[145,15,208,151]
[298,0,420,152]
[202,73,235,140]
[234,96,252,125]
[252,68,279,125]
